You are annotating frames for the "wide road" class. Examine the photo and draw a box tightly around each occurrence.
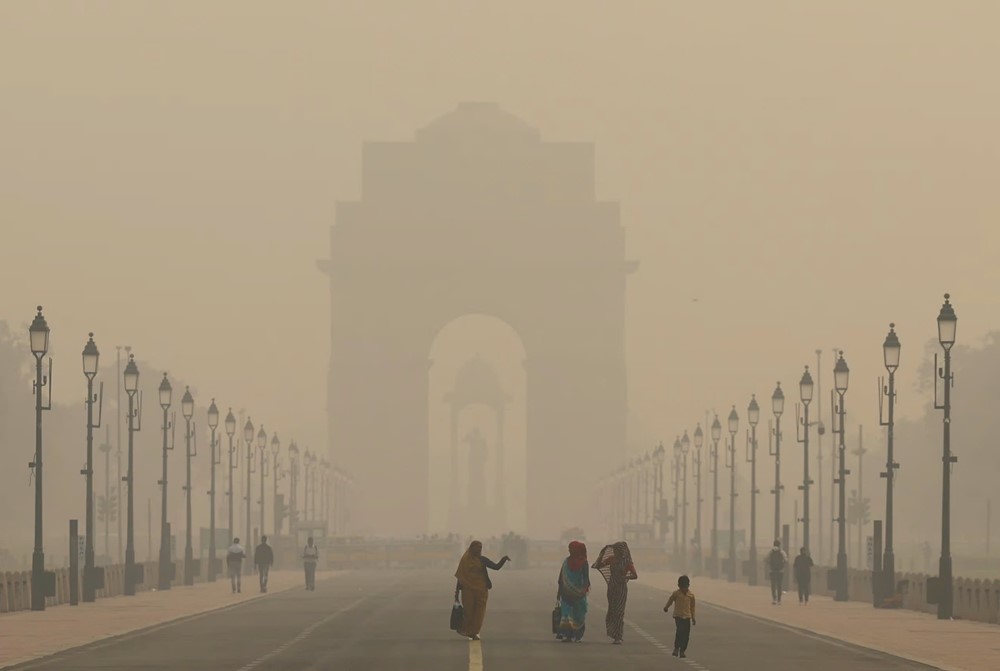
[11,570,940,671]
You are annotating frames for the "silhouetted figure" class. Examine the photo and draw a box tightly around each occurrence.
[454,540,510,640]
[793,546,814,604]
[302,536,319,591]
[254,535,274,593]
[766,540,787,604]
[226,538,245,594]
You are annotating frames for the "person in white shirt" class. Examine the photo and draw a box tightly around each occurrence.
[302,537,319,591]
[226,538,246,594]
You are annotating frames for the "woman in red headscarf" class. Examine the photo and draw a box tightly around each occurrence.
[555,541,590,642]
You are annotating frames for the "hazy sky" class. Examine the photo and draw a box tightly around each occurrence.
[2,1,998,465]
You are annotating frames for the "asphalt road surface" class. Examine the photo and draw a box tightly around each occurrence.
[10,570,941,671]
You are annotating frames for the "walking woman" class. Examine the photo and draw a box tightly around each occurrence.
[556,541,590,642]
[454,540,510,640]
[593,541,637,644]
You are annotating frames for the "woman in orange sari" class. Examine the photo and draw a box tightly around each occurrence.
[454,540,510,640]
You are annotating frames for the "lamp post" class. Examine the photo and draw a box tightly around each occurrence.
[693,424,704,573]
[157,374,174,590]
[727,406,739,582]
[257,427,267,537]
[243,418,255,576]
[28,306,52,611]
[878,323,900,604]
[672,438,682,563]
[288,442,299,535]
[271,434,281,534]
[797,367,815,553]
[935,295,958,619]
[303,449,312,521]
[81,333,104,602]
[710,415,721,579]
[770,383,784,542]
[207,400,220,582]
[746,395,760,585]
[181,387,195,586]
[225,409,237,548]
[680,431,690,568]
[123,354,142,595]
[832,351,850,601]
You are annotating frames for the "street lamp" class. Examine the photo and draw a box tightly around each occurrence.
[28,306,53,611]
[770,382,784,543]
[81,333,104,602]
[727,406,739,582]
[243,418,255,576]
[206,399,220,582]
[181,386,195,586]
[271,433,282,535]
[797,366,815,555]
[878,323,901,606]
[680,431,690,568]
[710,415,722,579]
[257,427,267,538]
[123,354,142,595]
[831,351,850,601]
[935,295,958,619]
[693,424,704,573]
[225,409,237,553]
[157,374,175,590]
[288,442,300,533]
[746,395,760,585]
[671,438,682,564]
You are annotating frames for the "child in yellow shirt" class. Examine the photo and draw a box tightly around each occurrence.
[663,574,696,657]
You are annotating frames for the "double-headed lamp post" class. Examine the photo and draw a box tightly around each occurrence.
[257,427,268,537]
[746,395,760,585]
[271,434,281,534]
[82,333,104,602]
[693,424,704,573]
[797,367,815,553]
[207,400,220,582]
[288,442,300,533]
[770,383,784,542]
[28,306,52,611]
[726,406,740,582]
[710,415,722,579]
[878,324,900,604]
[832,351,850,601]
[123,354,142,595]
[935,295,958,620]
[680,432,690,568]
[243,418,255,576]
[157,374,174,591]
[181,387,195,586]
[225,409,237,547]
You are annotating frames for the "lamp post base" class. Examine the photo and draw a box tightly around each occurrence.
[124,548,136,596]
[31,550,46,611]
[835,552,849,601]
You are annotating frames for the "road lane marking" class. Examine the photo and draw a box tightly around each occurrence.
[468,639,483,671]
[236,597,366,671]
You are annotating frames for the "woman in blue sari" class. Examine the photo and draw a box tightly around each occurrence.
[556,541,590,642]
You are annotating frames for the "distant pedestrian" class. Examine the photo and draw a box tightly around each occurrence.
[593,541,637,644]
[664,574,696,658]
[453,540,510,641]
[767,540,788,605]
[226,537,246,594]
[254,535,274,593]
[302,537,319,591]
[794,546,814,604]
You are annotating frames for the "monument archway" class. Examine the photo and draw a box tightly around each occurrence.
[318,102,635,537]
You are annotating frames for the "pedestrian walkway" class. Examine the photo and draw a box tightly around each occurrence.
[643,572,998,671]
[0,570,341,669]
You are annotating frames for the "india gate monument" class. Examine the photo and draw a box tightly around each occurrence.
[318,102,635,538]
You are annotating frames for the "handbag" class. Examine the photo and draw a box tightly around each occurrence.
[450,601,464,631]
[551,603,561,634]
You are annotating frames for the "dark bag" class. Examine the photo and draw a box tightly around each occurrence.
[769,549,785,572]
[450,602,464,631]
[551,604,561,634]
